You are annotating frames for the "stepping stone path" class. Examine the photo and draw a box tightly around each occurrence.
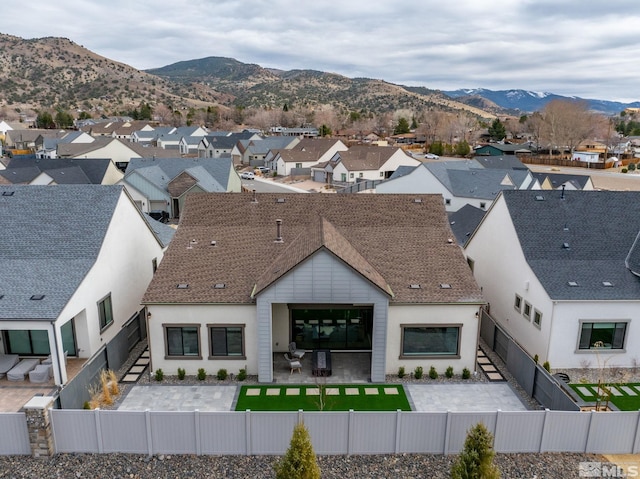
[476,347,506,381]
[577,386,593,397]
[621,386,637,396]
[242,385,403,397]
[120,348,150,383]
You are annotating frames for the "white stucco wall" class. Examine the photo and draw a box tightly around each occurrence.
[464,195,552,361]
[58,192,164,363]
[547,301,640,369]
[146,304,258,376]
[386,304,480,374]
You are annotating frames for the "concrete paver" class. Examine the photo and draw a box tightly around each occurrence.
[117,385,237,411]
[406,383,528,412]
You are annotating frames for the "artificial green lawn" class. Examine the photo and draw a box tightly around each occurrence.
[235,384,411,411]
[569,383,640,411]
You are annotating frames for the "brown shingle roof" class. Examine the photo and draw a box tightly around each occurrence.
[337,145,401,171]
[142,193,483,305]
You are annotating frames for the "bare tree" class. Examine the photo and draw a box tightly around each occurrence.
[540,99,597,158]
[153,103,173,125]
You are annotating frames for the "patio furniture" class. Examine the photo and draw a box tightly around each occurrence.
[7,358,40,381]
[0,353,19,378]
[29,364,53,383]
[288,342,305,360]
[312,349,332,377]
[284,353,302,374]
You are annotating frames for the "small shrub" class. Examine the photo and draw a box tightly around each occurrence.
[107,370,119,396]
[414,366,423,379]
[543,361,551,372]
[237,368,247,381]
[622,168,628,173]
[398,366,406,378]
[216,368,227,380]
[177,368,186,380]
[429,366,438,380]
[197,368,207,381]
[83,401,91,410]
[462,367,471,379]
[154,368,164,382]
[533,354,539,364]
[274,422,320,479]
[450,422,500,479]
[445,366,454,378]
[628,163,636,171]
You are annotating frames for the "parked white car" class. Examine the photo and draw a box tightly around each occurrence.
[240,171,255,180]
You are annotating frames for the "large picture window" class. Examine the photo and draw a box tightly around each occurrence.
[579,322,627,350]
[165,325,200,357]
[401,325,460,358]
[98,295,113,331]
[209,325,245,358]
[291,306,373,351]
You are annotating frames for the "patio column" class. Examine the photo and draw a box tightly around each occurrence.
[23,396,56,458]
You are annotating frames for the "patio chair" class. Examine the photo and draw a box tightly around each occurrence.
[29,364,53,384]
[288,342,305,360]
[284,353,302,374]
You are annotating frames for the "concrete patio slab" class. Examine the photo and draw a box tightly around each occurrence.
[406,383,528,412]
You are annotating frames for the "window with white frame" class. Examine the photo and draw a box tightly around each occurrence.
[523,301,531,320]
[533,309,542,327]
[578,322,627,350]
[209,325,245,358]
[401,324,460,358]
[514,294,522,313]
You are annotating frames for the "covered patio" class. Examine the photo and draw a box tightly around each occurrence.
[272,351,371,384]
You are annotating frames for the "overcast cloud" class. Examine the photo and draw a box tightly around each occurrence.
[3,0,640,102]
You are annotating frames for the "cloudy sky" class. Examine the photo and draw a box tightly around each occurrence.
[3,0,640,102]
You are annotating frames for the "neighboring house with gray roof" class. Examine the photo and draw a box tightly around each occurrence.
[266,138,348,176]
[464,190,640,370]
[0,185,165,389]
[532,172,594,191]
[198,131,260,160]
[233,136,299,166]
[474,143,533,156]
[376,160,539,212]
[0,158,123,185]
[121,157,241,218]
[142,193,484,383]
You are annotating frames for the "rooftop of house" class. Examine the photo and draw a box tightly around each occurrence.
[331,145,407,171]
[531,172,592,190]
[448,204,486,246]
[0,158,114,184]
[0,185,124,319]
[501,189,640,300]
[143,193,483,305]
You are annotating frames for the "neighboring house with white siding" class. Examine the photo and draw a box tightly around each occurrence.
[326,145,420,184]
[0,185,164,386]
[464,190,640,370]
[143,193,484,383]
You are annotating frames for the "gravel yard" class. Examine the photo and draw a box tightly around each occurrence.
[0,452,610,479]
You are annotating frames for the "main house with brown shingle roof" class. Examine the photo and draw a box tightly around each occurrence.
[143,193,484,382]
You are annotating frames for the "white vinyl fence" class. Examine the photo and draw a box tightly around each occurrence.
[48,408,640,456]
[0,413,30,455]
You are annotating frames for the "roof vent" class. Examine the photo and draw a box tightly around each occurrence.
[447,238,454,244]
[535,195,544,201]
[568,281,578,287]
[276,198,286,203]
[177,283,189,289]
[2,191,14,196]
[562,242,570,249]
[275,219,283,243]
[251,189,258,203]
[409,284,421,289]
[602,281,613,287]
[439,283,452,289]
[30,294,45,300]
[213,283,226,289]
[413,198,422,203]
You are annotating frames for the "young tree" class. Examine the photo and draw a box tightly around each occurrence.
[488,119,506,141]
[274,422,321,479]
[450,422,500,479]
[394,117,410,135]
[36,111,55,129]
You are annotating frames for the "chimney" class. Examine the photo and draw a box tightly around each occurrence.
[275,219,283,243]
[252,189,258,203]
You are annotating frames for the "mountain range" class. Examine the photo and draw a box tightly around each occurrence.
[0,33,636,119]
